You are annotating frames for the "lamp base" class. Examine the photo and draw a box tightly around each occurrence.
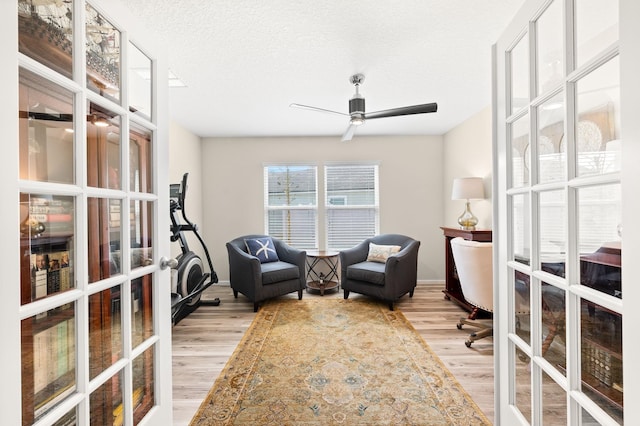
[457,201,478,231]
[458,224,477,231]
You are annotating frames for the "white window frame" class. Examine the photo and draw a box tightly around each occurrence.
[264,164,318,249]
[263,163,380,251]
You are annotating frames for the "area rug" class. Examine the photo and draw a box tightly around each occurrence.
[190,298,490,425]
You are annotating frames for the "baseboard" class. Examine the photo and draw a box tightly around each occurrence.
[215,280,443,286]
[418,280,445,285]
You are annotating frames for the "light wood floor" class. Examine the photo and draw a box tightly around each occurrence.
[171,282,495,425]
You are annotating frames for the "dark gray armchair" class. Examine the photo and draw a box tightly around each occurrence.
[226,235,306,312]
[339,234,420,310]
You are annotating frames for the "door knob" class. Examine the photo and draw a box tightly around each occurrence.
[160,256,178,270]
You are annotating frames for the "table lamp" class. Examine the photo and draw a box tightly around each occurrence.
[451,177,485,230]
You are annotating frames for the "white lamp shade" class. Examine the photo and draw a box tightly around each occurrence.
[451,177,485,200]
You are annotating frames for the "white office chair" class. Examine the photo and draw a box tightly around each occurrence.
[450,237,494,347]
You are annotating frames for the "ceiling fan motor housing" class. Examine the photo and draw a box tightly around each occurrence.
[349,97,365,114]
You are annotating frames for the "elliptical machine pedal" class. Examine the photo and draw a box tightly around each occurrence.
[169,173,220,323]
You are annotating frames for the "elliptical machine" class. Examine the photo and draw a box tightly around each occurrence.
[170,173,219,324]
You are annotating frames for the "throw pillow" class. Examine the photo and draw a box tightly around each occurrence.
[366,243,401,263]
[244,237,280,263]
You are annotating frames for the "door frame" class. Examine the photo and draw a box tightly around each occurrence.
[1,0,21,422]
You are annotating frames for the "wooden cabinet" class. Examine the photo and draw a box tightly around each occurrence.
[440,227,492,312]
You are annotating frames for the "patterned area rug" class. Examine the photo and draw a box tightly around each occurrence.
[190,298,490,425]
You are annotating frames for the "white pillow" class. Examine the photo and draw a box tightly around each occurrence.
[366,243,401,263]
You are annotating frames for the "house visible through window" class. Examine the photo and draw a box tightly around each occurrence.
[326,164,379,250]
[264,164,379,250]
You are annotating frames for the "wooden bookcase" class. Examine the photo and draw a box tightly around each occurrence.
[20,194,75,424]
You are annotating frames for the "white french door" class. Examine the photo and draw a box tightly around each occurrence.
[1,0,172,424]
[493,0,640,425]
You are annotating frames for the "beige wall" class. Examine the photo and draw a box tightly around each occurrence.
[442,107,493,231]
[199,135,445,282]
[168,109,495,284]
[169,122,206,263]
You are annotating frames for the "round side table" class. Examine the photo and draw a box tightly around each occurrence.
[305,250,340,296]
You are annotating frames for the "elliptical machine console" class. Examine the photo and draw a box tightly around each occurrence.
[170,173,219,323]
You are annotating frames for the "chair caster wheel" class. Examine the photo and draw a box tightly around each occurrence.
[465,340,472,348]
[456,323,463,330]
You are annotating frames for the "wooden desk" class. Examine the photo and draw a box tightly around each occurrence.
[581,242,622,298]
[580,243,622,410]
[440,227,492,312]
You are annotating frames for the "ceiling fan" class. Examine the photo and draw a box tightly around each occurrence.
[290,73,438,141]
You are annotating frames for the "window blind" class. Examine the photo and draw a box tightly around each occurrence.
[325,164,379,250]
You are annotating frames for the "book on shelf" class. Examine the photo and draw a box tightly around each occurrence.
[29,196,74,235]
[109,201,121,228]
[31,304,75,420]
[30,213,73,222]
[30,251,72,301]
[31,253,49,302]
[34,269,47,299]
[33,317,75,396]
[47,267,60,294]
[49,251,71,291]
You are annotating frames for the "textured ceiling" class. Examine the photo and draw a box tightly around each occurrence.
[123,0,525,139]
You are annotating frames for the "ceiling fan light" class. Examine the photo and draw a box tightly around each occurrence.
[351,116,364,126]
[90,114,109,127]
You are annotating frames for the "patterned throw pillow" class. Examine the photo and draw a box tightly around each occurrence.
[244,237,280,263]
[366,243,401,263]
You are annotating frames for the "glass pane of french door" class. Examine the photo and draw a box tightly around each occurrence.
[16,1,167,424]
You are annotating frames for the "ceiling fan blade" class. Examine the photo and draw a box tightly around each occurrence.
[364,102,438,120]
[341,123,357,142]
[290,103,348,117]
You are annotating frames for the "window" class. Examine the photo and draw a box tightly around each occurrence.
[264,164,379,251]
[325,164,379,250]
[264,165,317,248]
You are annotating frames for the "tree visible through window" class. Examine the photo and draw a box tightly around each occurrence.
[265,165,317,248]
